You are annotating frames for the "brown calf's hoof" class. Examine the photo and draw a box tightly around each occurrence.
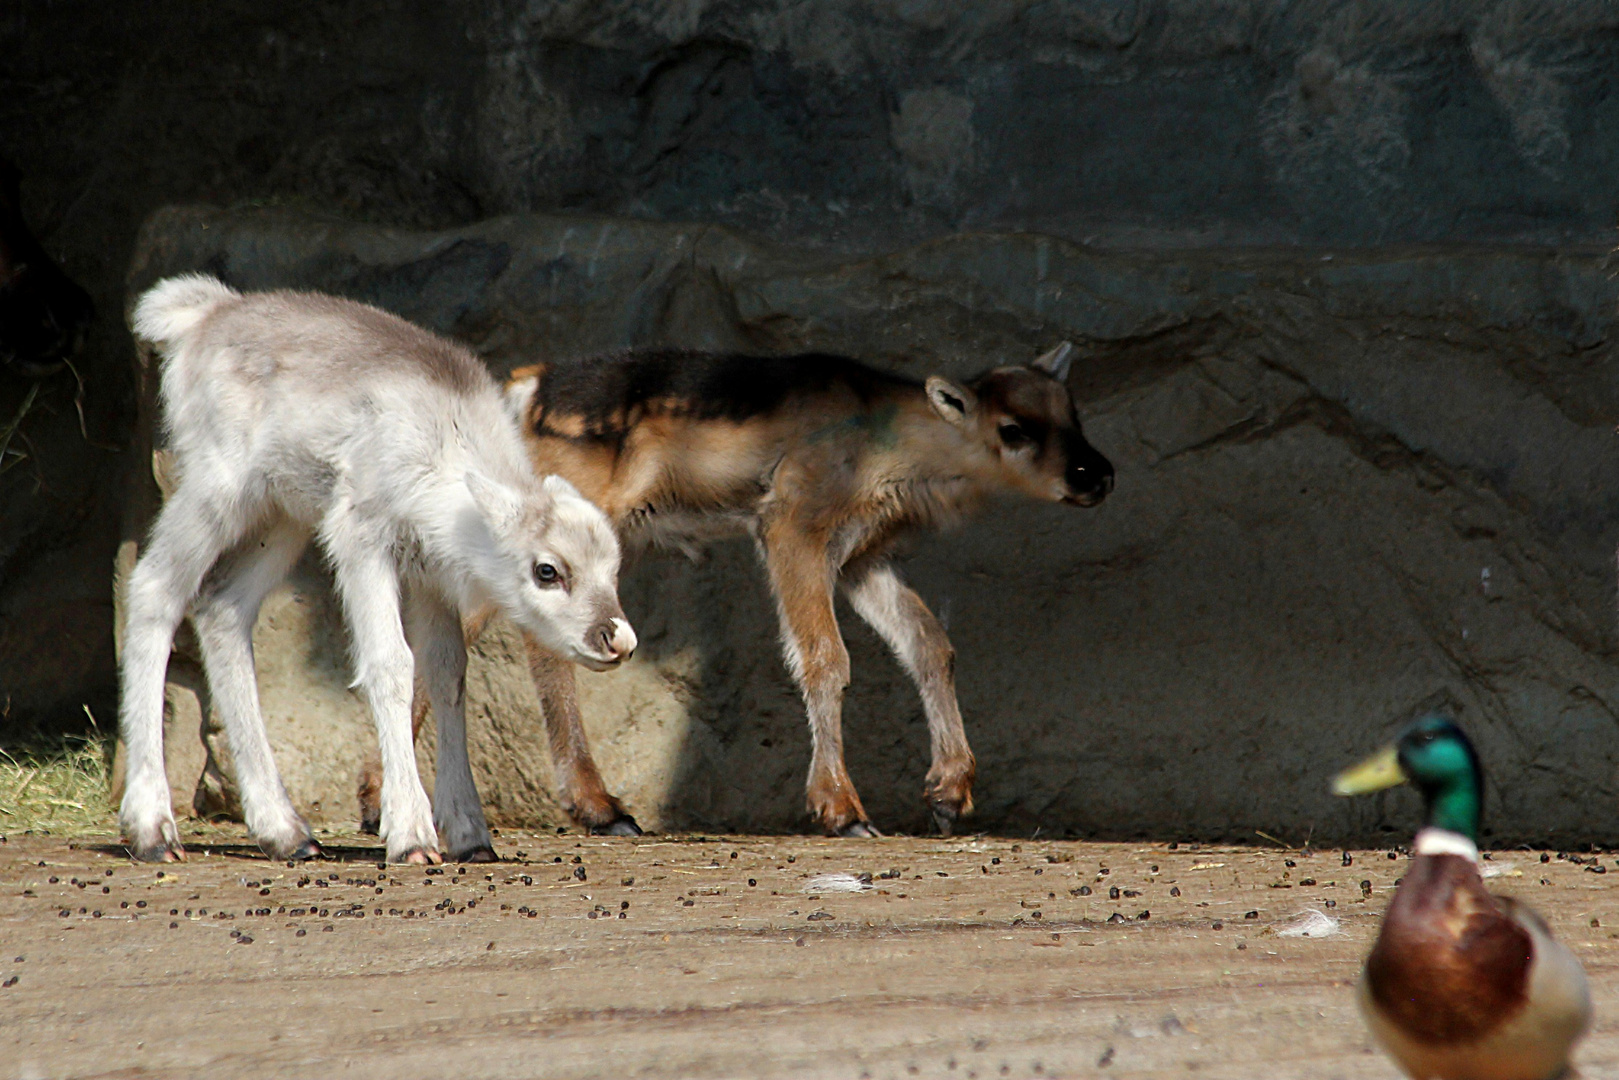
[923,772,974,837]
[453,845,500,864]
[589,815,643,837]
[928,802,960,837]
[837,820,883,839]
[356,766,382,834]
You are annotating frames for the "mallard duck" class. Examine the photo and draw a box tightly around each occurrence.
[1333,716,1591,1080]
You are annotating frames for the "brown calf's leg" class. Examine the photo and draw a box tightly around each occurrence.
[761,523,876,837]
[524,635,641,835]
[357,753,384,835]
[843,561,975,834]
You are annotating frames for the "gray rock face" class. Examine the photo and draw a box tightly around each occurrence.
[123,206,1619,845]
[6,0,1619,740]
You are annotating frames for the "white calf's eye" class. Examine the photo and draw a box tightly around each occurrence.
[533,563,560,586]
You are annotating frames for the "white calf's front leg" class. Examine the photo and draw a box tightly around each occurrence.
[324,525,440,864]
[406,590,495,862]
[189,519,320,860]
[119,487,249,862]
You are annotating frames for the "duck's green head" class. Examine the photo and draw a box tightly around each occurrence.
[1332,715,1483,841]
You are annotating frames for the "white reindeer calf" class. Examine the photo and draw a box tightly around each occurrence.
[122,275,635,864]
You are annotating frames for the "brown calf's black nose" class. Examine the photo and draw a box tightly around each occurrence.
[1069,455,1114,501]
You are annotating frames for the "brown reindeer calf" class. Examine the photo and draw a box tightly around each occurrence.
[360,343,1113,840]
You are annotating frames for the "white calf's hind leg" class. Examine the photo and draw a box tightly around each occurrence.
[407,591,495,862]
[323,520,440,864]
[119,487,253,862]
[189,519,320,860]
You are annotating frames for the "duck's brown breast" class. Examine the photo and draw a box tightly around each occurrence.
[1365,853,1533,1044]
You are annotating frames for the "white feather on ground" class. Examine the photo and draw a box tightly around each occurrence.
[1479,862,1520,879]
[804,873,873,893]
[1276,909,1342,938]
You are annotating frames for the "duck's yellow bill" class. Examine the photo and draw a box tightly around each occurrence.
[1332,746,1406,796]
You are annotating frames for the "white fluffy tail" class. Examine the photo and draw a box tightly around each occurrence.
[132,273,239,347]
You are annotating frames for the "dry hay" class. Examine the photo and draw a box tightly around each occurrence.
[0,733,117,834]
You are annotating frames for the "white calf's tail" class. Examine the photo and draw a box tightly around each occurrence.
[132,273,239,347]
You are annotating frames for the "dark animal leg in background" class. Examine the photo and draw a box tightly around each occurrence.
[406,590,496,863]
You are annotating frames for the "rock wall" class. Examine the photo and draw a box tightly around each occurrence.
[124,206,1619,845]
[6,1,1619,841]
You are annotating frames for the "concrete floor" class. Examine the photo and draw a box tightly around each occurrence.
[1,827,1616,1079]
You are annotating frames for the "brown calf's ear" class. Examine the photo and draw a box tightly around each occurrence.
[504,364,547,431]
[1030,341,1075,383]
[151,448,178,499]
[925,376,977,427]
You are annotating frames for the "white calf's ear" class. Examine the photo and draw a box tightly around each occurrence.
[464,470,524,531]
[1031,341,1075,383]
[925,376,977,427]
[541,473,583,502]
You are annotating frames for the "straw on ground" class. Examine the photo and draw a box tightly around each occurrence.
[0,734,116,833]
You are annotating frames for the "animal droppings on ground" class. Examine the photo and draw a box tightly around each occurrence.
[2,827,1616,1079]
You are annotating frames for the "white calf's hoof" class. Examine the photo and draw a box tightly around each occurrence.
[394,847,443,866]
[381,792,441,865]
[250,811,322,862]
[124,818,186,863]
[266,837,325,862]
[384,819,444,865]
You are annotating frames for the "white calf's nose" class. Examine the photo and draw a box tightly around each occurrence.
[610,618,637,658]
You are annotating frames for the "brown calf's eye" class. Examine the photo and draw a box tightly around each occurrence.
[997,422,1031,449]
[533,563,560,586]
